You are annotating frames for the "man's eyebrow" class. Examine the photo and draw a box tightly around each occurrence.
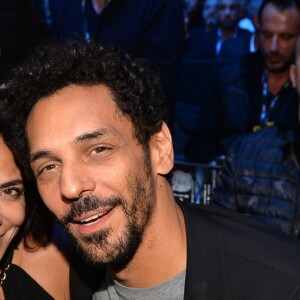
[30,129,110,163]
[74,128,109,143]
[0,179,23,189]
[30,150,51,164]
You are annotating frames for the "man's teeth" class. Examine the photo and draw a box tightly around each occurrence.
[80,212,108,225]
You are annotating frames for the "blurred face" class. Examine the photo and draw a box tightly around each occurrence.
[0,136,25,259]
[202,0,218,27]
[27,85,157,269]
[216,0,241,30]
[259,3,300,74]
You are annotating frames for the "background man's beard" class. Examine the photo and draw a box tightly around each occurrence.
[264,52,294,74]
[267,64,291,74]
[220,20,238,31]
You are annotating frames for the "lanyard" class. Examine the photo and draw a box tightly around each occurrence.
[259,70,290,125]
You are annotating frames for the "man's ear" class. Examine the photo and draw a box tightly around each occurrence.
[150,122,174,175]
[290,64,296,88]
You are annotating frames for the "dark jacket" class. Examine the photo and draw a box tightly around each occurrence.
[92,200,300,299]
[218,32,253,60]
[0,0,53,83]
[213,126,300,235]
[184,27,252,60]
[180,201,300,299]
[37,0,185,103]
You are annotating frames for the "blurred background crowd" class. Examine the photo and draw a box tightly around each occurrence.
[1,0,300,237]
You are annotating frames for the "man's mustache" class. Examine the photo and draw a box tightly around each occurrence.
[265,51,284,60]
[60,195,123,224]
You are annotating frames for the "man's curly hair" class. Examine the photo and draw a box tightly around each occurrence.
[4,41,168,175]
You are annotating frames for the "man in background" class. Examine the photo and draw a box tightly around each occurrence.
[220,0,263,59]
[213,1,300,237]
[184,0,251,59]
[218,0,300,152]
[202,0,218,31]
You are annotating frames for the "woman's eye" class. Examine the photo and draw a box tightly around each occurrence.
[1,187,24,199]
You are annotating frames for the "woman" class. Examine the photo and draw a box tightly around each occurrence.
[0,130,25,299]
[0,113,98,299]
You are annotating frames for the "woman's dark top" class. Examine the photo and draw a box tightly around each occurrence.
[0,232,100,300]
[2,263,54,299]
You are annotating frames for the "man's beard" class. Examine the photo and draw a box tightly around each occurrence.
[264,51,294,74]
[219,19,238,31]
[59,151,155,270]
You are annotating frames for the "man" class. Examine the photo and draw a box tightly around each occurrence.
[218,0,300,152]
[184,0,251,59]
[5,42,300,299]
[212,2,300,236]
[216,0,246,51]
[219,0,263,59]
[202,0,218,31]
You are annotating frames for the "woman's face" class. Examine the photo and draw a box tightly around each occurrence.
[0,136,25,259]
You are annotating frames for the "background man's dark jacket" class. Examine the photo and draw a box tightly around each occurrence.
[212,126,300,236]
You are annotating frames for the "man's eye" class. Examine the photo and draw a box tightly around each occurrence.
[280,34,293,40]
[262,31,272,39]
[91,146,109,154]
[38,164,57,175]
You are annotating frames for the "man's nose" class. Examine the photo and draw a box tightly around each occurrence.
[270,36,279,51]
[59,162,96,202]
[224,6,231,15]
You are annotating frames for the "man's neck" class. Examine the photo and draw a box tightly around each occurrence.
[267,70,290,95]
[109,181,187,288]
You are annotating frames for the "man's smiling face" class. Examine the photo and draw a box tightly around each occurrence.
[27,84,157,268]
